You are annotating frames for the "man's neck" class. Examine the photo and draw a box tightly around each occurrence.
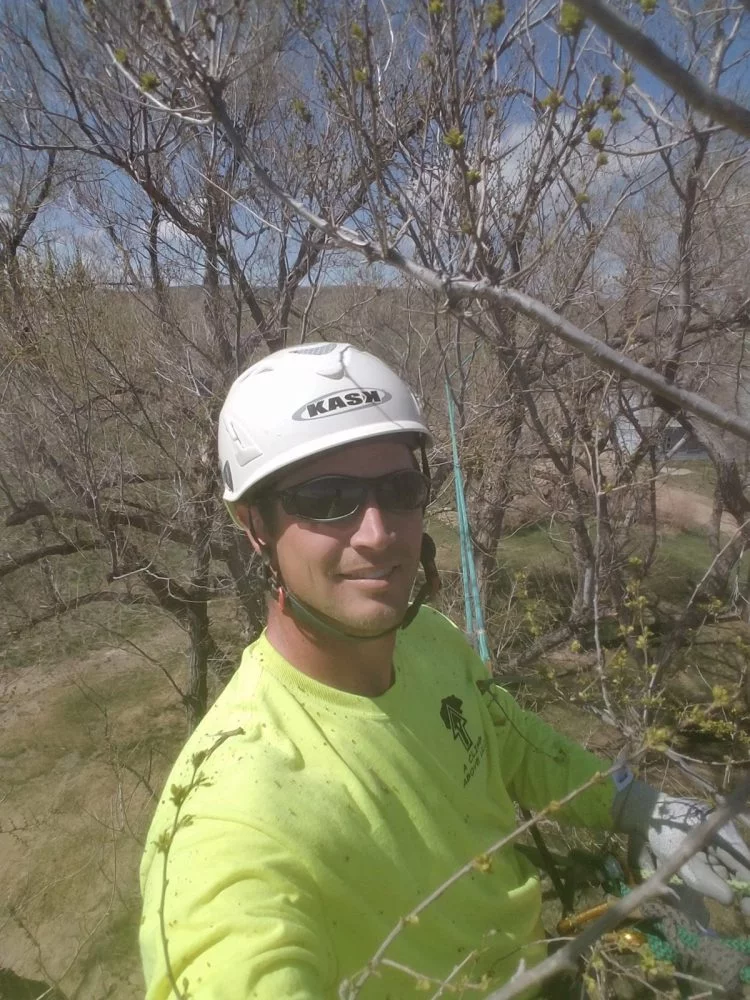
[264,604,397,697]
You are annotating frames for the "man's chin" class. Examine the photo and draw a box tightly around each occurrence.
[321,600,408,638]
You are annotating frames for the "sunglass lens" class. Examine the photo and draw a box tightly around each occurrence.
[287,478,364,520]
[280,471,429,521]
[377,470,429,510]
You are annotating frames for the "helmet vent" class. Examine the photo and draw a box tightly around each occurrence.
[291,343,338,356]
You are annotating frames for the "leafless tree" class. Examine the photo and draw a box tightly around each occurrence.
[2,0,750,995]
[0,0,426,730]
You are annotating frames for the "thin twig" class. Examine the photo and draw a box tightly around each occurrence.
[484,780,750,1000]
[340,757,644,999]
[572,0,750,138]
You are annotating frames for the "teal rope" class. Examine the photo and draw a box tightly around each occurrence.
[445,382,491,664]
[445,383,473,638]
[446,376,570,909]
[613,879,750,988]
[647,930,750,982]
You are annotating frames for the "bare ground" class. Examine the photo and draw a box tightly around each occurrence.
[655,483,734,536]
[0,627,187,999]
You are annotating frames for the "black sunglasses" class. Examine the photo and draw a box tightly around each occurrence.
[269,469,430,523]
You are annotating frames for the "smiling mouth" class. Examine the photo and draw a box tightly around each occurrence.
[342,568,395,581]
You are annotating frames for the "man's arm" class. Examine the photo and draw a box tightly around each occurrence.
[140,802,336,999]
[481,677,750,913]
[479,679,616,828]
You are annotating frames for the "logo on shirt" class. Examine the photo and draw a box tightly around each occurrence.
[440,695,473,751]
[440,695,486,787]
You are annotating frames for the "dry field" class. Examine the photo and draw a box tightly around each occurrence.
[1,627,186,999]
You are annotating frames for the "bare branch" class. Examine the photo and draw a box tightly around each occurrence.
[485,781,750,1000]
[124,71,750,446]
[341,757,645,999]
[5,590,153,638]
[0,539,102,579]
[0,149,56,268]
[573,0,750,136]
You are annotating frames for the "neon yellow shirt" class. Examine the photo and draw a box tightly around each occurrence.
[140,607,615,999]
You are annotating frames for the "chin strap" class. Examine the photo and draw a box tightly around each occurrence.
[399,532,440,630]
[259,532,441,643]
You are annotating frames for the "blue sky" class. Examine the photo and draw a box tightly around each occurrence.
[1,0,748,288]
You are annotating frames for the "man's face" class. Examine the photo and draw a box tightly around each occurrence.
[258,437,425,638]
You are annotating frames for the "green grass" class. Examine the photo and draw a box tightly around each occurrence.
[428,518,750,658]
[499,523,572,578]
[660,458,717,499]
[649,529,717,600]
[429,518,573,585]
[425,516,461,570]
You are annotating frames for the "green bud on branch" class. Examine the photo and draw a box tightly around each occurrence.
[444,127,466,150]
[559,2,585,35]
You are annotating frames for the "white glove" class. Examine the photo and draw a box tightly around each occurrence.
[612,779,750,917]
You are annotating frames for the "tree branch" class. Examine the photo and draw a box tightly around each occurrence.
[0,149,56,265]
[0,539,102,579]
[154,77,750,447]
[341,758,645,999]
[5,590,153,638]
[485,780,750,1000]
[4,502,232,563]
[572,0,750,137]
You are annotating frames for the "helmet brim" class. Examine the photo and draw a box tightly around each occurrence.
[224,421,431,503]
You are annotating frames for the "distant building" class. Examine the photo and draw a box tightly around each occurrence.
[614,409,708,459]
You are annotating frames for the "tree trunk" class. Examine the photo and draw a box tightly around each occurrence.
[569,516,596,618]
[224,537,266,640]
[185,436,218,730]
[186,601,210,732]
[473,502,507,608]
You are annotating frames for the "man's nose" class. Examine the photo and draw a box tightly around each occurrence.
[350,495,395,548]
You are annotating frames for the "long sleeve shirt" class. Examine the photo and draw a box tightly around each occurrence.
[140,606,615,999]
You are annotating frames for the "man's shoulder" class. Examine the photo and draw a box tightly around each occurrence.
[405,604,473,652]
[145,693,312,851]
[153,636,307,805]
[197,631,283,723]
[399,605,488,690]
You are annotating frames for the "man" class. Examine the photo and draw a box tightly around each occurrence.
[140,342,750,999]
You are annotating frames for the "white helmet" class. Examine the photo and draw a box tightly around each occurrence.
[218,342,432,503]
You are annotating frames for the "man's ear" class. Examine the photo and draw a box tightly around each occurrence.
[234,503,270,556]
